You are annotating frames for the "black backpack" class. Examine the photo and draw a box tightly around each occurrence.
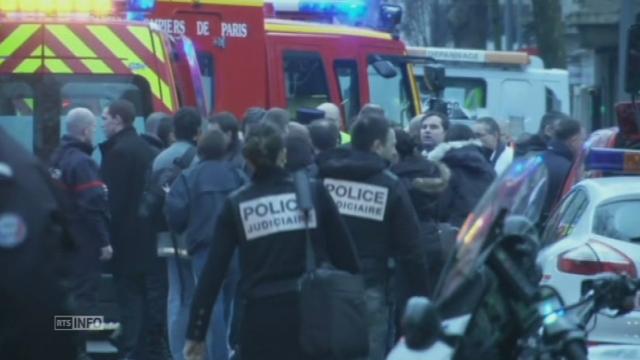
[138,146,197,229]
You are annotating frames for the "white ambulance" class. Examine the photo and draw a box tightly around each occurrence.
[409,47,570,137]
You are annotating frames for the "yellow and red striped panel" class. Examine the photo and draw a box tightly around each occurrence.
[0,22,176,112]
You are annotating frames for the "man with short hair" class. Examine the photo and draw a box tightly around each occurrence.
[540,117,585,223]
[165,128,246,360]
[515,111,570,157]
[420,111,449,154]
[142,112,173,152]
[317,102,351,144]
[318,113,428,359]
[285,122,315,174]
[151,107,205,360]
[308,118,340,154]
[474,117,514,176]
[208,111,245,170]
[50,108,111,359]
[262,107,290,133]
[99,99,161,359]
[153,107,201,172]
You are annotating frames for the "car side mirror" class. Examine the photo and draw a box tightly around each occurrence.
[371,55,398,79]
[401,296,441,350]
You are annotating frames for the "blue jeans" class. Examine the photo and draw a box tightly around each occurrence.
[167,250,231,360]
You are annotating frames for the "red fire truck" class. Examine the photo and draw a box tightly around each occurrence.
[149,0,423,128]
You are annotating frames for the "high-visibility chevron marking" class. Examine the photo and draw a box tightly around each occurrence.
[87,25,170,99]
[160,81,174,111]
[0,24,40,58]
[30,45,42,57]
[87,25,162,100]
[80,59,113,73]
[87,25,174,111]
[42,45,72,73]
[46,25,113,74]
[66,25,130,74]
[128,26,165,63]
[45,58,73,73]
[14,58,41,73]
[46,24,97,57]
[152,33,166,63]
[42,46,54,57]
[28,45,72,73]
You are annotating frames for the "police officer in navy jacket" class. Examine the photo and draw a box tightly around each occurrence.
[317,113,428,360]
[184,122,360,360]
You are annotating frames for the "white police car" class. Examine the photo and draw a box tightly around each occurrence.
[538,147,640,345]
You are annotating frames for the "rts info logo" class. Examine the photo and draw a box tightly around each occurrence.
[54,316,104,331]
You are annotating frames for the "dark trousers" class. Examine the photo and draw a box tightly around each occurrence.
[69,270,101,315]
[114,265,169,359]
[239,293,305,360]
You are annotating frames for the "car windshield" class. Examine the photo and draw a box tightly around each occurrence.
[0,74,152,162]
[437,155,548,301]
[593,199,640,242]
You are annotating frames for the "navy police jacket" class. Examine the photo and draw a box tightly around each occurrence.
[187,166,360,341]
[317,148,428,295]
[50,135,110,253]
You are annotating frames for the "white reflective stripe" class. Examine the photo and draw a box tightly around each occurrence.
[239,193,317,241]
[323,178,388,221]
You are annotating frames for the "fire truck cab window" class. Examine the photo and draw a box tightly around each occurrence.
[0,80,35,152]
[0,75,152,162]
[334,60,360,127]
[283,51,331,116]
[367,57,413,127]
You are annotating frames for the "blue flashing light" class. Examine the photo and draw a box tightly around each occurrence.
[298,0,367,20]
[127,12,146,21]
[539,300,566,326]
[128,0,156,12]
[585,147,640,174]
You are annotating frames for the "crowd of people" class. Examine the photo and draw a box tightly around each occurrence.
[0,98,586,360]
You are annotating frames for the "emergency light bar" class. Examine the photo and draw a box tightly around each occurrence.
[585,147,640,174]
[0,0,155,17]
[0,0,113,16]
[271,0,366,18]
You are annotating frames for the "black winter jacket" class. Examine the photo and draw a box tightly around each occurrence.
[429,140,496,227]
[187,166,359,342]
[391,154,451,296]
[0,128,77,359]
[540,140,574,224]
[99,127,156,273]
[317,148,428,295]
[391,155,450,223]
[50,136,110,270]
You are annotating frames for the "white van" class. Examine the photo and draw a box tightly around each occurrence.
[409,47,570,137]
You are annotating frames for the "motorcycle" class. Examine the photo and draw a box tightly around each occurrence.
[387,156,640,360]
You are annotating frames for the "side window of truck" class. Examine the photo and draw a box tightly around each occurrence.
[283,51,330,117]
[443,77,487,111]
[0,80,35,152]
[334,60,360,127]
